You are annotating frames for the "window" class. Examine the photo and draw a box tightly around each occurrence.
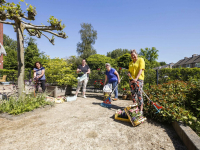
[186,64,190,68]
[195,63,200,68]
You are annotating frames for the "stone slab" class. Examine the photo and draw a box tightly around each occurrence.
[172,121,200,150]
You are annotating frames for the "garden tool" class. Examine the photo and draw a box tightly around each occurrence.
[100,76,123,108]
[128,74,162,113]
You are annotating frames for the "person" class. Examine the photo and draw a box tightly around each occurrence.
[104,63,120,101]
[33,61,46,92]
[128,49,145,115]
[75,59,90,98]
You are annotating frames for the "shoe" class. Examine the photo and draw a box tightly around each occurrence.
[140,111,143,115]
[83,95,87,98]
[113,98,118,101]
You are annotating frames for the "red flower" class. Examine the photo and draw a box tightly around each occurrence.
[123,88,126,90]
[119,67,122,70]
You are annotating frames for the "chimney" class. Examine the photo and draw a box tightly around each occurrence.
[192,54,197,57]
[184,57,188,59]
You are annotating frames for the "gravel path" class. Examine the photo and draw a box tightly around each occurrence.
[0,92,186,150]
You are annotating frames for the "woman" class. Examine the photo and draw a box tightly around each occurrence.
[104,63,120,101]
[33,61,46,92]
[128,49,145,115]
[75,59,90,98]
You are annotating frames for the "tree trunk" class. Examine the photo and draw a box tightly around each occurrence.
[16,22,25,98]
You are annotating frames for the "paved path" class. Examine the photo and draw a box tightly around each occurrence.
[0,92,186,150]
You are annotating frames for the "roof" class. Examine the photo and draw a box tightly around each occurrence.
[173,54,200,67]
[0,43,6,56]
[185,55,200,64]
[173,58,187,67]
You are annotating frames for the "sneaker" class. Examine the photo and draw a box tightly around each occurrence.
[113,98,118,101]
[83,95,87,98]
[140,111,143,115]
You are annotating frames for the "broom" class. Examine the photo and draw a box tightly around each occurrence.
[128,74,162,113]
[100,76,123,108]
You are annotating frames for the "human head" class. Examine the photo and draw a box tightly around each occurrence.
[130,49,138,62]
[35,61,42,69]
[82,59,86,66]
[105,63,111,70]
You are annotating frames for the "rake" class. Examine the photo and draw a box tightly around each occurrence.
[129,74,162,113]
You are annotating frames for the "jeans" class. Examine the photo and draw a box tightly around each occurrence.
[36,80,46,92]
[110,80,118,98]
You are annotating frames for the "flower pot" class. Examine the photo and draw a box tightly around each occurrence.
[65,85,72,95]
[122,95,127,100]
[128,95,132,100]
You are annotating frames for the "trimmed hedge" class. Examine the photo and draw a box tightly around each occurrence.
[143,80,200,136]
[0,69,33,83]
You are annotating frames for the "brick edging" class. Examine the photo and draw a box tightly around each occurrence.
[172,121,200,150]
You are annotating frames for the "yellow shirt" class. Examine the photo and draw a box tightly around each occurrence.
[128,57,145,80]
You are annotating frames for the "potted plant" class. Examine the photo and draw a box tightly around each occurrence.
[122,88,128,100]
[127,90,132,100]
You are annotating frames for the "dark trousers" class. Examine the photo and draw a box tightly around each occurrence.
[35,80,46,92]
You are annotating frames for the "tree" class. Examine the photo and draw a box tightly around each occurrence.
[107,48,130,59]
[77,23,97,59]
[3,34,17,50]
[4,47,18,70]
[3,34,18,70]
[159,61,167,66]
[0,1,67,97]
[139,47,159,69]
[116,53,132,69]
[87,54,117,70]
[43,57,77,86]
[66,55,82,70]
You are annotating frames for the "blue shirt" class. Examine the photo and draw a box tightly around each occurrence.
[34,67,46,80]
[106,68,118,83]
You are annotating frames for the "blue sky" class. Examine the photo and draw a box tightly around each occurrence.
[3,0,200,64]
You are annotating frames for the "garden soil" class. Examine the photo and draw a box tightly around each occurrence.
[0,92,186,150]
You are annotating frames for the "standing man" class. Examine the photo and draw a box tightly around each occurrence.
[75,59,90,98]
[128,49,145,115]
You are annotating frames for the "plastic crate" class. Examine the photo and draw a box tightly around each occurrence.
[124,104,147,127]
[114,113,130,122]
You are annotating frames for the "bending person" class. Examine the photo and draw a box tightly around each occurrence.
[33,61,46,92]
[104,63,120,101]
[128,49,145,115]
[75,59,90,98]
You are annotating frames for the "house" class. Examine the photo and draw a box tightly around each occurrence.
[153,63,174,70]
[173,54,200,68]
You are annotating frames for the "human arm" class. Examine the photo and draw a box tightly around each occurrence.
[33,70,36,79]
[104,75,107,86]
[38,69,45,79]
[128,69,144,83]
[86,68,90,74]
[76,65,81,74]
[114,71,120,84]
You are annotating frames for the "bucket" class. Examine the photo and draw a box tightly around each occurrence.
[66,95,77,102]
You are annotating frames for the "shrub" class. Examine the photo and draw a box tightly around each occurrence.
[0,93,54,115]
[143,80,200,136]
